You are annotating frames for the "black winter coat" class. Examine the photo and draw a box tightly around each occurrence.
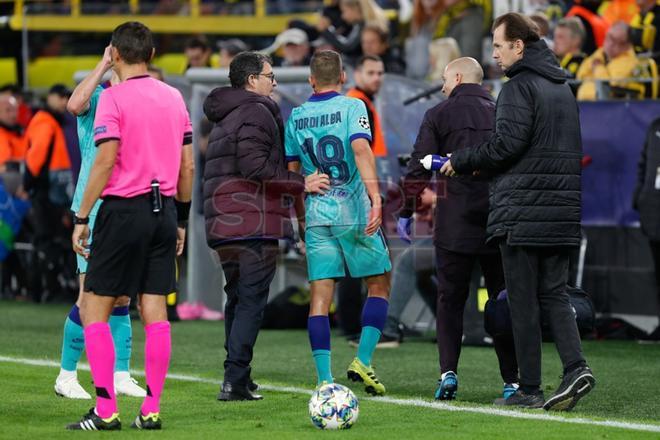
[451,40,582,247]
[634,117,660,241]
[401,84,496,253]
[203,87,304,247]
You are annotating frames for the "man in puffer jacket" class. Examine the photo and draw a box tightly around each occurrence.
[203,51,325,401]
[440,12,595,411]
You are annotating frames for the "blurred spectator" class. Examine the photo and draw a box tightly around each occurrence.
[184,35,212,71]
[23,84,74,302]
[427,37,461,81]
[599,0,640,24]
[530,12,554,50]
[361,25,406,73]
[408,0,491,61]
[0,85,33,130]
[347,55,388,157]
[147,64,165,81]
[290,0,352,43]
[577,22,638,100]
[264,28,312,67]
[630,0,660,63]
[318,0,389,62]
[566,0,610,54]
[217,38,249,67]
[0,94,25,168]
[554,17,587,79]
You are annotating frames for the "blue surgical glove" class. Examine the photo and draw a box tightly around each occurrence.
[397,216,414,244]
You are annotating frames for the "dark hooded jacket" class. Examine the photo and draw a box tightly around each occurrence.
[451,40,582,247]
[203,87,304,247]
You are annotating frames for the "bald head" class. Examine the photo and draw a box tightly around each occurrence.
[441,57,484,96]
[0,94,18,126]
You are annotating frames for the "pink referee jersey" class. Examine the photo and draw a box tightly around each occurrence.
[93,75,192,198]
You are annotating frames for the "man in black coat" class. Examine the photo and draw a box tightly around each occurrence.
[398,57,518,402]
[441,13,595,411]
[203,52,326,401]
[634,117,660,341]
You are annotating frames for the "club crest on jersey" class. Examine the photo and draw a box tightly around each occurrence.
[357,116,370,130]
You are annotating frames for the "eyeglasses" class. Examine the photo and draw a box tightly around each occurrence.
[256,72,276,83]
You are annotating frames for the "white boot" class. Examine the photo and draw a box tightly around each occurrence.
[54,369,92,399]
[114,371,147,397]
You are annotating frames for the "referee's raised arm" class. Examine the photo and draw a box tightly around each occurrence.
[66,21,191,431]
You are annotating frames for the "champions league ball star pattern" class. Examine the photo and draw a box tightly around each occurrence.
[357,116,370,130]
[308,383,359,430]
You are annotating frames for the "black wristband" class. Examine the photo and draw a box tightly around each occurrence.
[175,199,191,223]
[73,214,89,225]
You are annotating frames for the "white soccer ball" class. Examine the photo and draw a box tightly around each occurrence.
[308,383,359,430]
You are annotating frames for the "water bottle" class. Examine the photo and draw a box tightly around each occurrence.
[420,154,449,171]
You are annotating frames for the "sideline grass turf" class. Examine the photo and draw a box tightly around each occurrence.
[1,301,659,438]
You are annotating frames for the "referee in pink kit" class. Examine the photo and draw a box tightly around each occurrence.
[67,22,194,431]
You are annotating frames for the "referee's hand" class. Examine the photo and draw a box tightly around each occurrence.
[72,224,90,258]
[176,227,186,256]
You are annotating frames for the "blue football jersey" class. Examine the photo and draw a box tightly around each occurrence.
[285,92,374,227]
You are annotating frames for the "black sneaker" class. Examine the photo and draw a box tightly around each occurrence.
[494,389,545,409]
[131,412,162,430]
[66,408,121,431]
[248,378,259,392]
[543,366,595,412]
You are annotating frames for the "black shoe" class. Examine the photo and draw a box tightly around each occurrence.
[66,408,121,431]
[248,378,259,392]
[217,382,263,401]
[494,390,545,409]
[131,412,162,430]
[543,366,595,412]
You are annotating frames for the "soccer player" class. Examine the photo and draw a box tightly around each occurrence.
[67,21,193,430]
[285,50,392,395]
[54,45,146,400]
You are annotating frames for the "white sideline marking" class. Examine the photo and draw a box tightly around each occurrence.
[2,355,660,434]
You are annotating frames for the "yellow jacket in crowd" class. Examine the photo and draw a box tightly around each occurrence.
[576,47,638,100]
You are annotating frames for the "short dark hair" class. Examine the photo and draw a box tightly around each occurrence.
[492,12,540,45]
[111,21,154,65]
[229,51,271,89]
[185,36,210,52]
[310,50,343,87]
[355,54,383,69]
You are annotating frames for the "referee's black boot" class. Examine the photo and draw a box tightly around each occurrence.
[494,389,545,409]
[217,381,263,401]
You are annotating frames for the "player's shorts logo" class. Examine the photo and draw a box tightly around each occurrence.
[357,116,370,130]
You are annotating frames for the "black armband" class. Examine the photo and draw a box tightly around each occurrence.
[175,199,191,226]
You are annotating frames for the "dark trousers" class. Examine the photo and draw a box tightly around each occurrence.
[650,240,660,320]
[216,239,278,386]
[498,243,586,388]
[435,248,518,384]
[336,274,364,337]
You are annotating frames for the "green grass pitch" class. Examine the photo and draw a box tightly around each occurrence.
[1,301,659,439]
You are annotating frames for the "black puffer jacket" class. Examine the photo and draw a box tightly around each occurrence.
[451,40,582,247]
[203,87,304,247]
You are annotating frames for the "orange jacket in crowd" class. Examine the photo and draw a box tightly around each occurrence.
[24,110,71,177]
[567,4,610,48]
[346,88,388,157]
[0,124,26,166]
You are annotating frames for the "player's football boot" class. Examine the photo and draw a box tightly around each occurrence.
[346,358,385,396]
[131,412,162,430]
[434,371,458,400]
[503,382,520,399]
[54,373,92,399]
[66,408,121,431]
[543,366,595,411]
[114,372,147,397]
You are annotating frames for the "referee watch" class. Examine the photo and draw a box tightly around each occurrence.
[73,214,89,225]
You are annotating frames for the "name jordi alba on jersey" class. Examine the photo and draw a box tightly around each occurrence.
[285,94,373,228]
